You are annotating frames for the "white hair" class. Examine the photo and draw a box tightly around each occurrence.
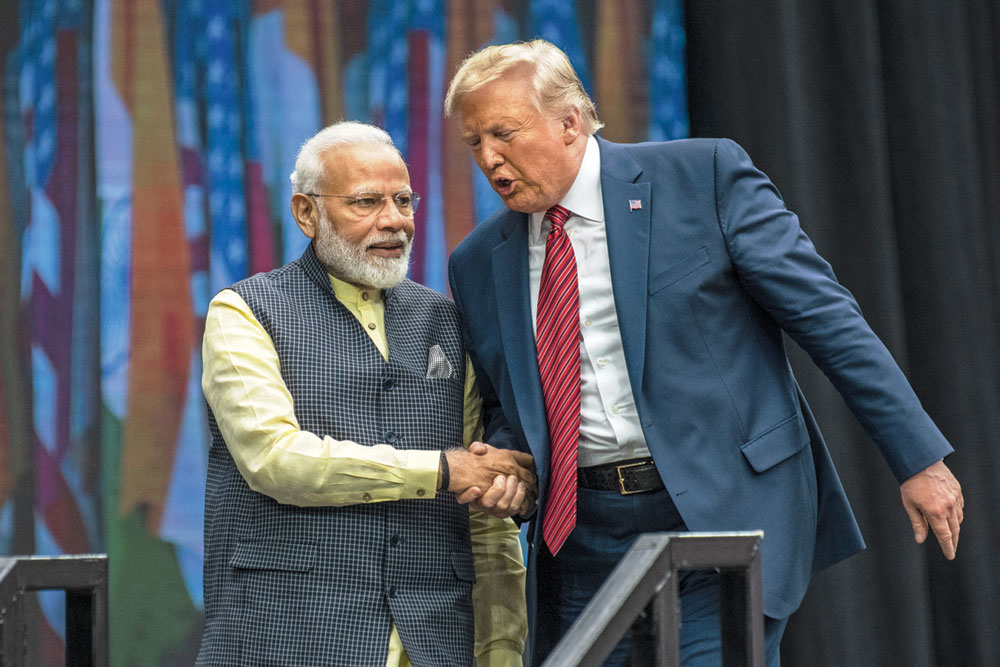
[313,206,411,289]
[289,121,400,195]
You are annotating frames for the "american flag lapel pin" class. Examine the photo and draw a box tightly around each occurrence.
[628,199,642,212]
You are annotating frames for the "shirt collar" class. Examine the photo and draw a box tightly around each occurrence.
[328,274,382,306]
[529,135,604,244]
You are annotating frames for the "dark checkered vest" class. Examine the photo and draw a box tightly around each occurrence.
[198,246,474,666]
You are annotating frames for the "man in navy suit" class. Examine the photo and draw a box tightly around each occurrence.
[444,39,964,666]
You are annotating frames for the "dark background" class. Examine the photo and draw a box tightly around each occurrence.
[684,2,999,665]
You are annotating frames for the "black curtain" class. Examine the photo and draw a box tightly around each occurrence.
[684,1,1000,665]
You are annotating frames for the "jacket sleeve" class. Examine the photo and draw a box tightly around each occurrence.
[711,138,952,482]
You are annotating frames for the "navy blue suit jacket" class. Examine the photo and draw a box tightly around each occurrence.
[447,137,952,625]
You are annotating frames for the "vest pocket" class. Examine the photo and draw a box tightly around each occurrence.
[450,550,476,583]
[229,540,318,572]
[739,414,809,473]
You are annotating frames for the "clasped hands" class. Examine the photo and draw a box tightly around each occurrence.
[443,442,537,518]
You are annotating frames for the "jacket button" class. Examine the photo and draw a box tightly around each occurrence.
[382,377,396,391]
[388,586,397,598]
[390,534,400,546]
[383,430,397,444]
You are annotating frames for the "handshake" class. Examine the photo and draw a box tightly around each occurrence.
[441,442,537,518]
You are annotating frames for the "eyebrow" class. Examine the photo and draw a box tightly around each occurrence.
[462,122,511,139]
[347,187,413,196]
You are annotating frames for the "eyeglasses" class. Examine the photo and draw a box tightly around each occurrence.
[307,191,421,216]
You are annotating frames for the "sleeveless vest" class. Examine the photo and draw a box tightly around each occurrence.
[198,246,474,666]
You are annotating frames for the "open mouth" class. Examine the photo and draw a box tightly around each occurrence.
[494,178,515,196]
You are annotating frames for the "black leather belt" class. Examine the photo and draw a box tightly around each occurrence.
[577,457,664,495]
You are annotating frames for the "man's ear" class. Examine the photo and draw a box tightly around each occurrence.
[291,193,319,240]
[561,106,583,144]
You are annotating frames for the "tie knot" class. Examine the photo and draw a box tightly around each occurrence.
[545,205,571,230]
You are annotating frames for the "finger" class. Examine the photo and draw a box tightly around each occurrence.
[949,511,961,555]
[926,514,955,560]
[468,441,489,455]
[476,476,509,509]
[514,482,536,516]
[509,481,527,516]
[903,502,928,544]
[517,486,538,516]
[455,486,483,504]
[495,474,521,512]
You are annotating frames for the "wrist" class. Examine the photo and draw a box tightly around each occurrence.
[438,450,451,491]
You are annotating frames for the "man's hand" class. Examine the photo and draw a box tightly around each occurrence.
[900,459,964,560]
[446,442,537,518]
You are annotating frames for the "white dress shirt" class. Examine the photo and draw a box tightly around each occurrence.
[528,135,651,467]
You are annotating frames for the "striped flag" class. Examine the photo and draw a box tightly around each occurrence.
[12,0,100,655]
[249,0,336,264]
[442,0,497,266]
[96,0,199,660]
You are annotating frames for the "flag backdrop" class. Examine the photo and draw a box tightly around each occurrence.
[0,1,688,663]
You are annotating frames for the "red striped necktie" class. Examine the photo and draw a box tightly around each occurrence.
[536,204,581,556]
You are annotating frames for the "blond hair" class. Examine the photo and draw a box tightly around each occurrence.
[444,39,603,135]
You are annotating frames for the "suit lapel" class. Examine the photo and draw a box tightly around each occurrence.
[598,137,650,393]
[491,213,550,467]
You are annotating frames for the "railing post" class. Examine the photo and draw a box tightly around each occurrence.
[542,532,764,667]
[0,555,109,667]
[651,571,680,666]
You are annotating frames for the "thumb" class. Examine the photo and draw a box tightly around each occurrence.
[456,487,483,504]
[468,441,489,455]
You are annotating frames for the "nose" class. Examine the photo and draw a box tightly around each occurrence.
[374,198,409,231]
[479,139,505,170]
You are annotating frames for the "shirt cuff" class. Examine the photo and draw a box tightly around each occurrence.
[402,449,443,499]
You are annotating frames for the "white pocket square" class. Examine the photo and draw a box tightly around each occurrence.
[425,345,454,379]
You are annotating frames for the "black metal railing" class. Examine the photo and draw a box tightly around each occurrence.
[542,532,764,667]
[0,554,108,666]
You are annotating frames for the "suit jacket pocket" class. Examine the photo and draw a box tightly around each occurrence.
[649,247,711,295]
[450,550,476,583]
[229,540,318,572]
[739,414,809,473]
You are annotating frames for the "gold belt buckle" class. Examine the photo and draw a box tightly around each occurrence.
[616,461,647,495]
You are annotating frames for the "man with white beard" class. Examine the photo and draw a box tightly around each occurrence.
[197,122,534,666]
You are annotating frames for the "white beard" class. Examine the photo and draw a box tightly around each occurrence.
[314,209,411,289]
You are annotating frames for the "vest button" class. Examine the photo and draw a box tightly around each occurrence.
[416,488,425,497]
[383,430,398,444]
[367,322,377,330]
[390,534,400,546]
[362,493,372,502]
